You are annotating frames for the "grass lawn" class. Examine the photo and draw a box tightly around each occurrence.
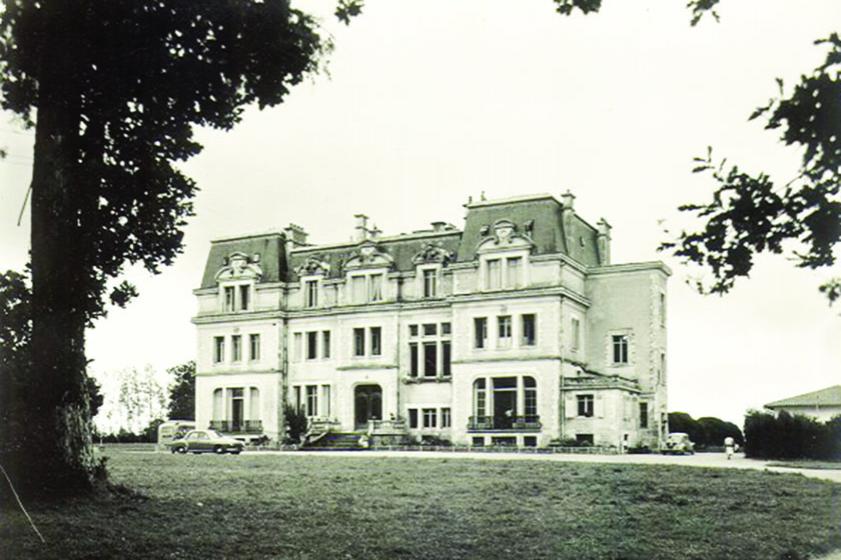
[767,460,841,471]
[2,449,840,560]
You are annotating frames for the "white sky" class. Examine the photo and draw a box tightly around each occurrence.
[1,0,839,426]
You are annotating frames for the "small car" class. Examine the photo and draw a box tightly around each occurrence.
[168,429,244,455]
[661,432,695,455]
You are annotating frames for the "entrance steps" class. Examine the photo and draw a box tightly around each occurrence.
[303,432,363,450]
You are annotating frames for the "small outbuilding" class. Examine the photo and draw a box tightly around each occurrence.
[765,385,841,422]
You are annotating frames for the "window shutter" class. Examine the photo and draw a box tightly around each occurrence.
[565,395,576,418]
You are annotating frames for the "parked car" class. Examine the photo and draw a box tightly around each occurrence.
[168,429,244,455]
[662,432,695,455]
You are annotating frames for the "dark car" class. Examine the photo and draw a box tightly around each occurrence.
[168,429,244,455]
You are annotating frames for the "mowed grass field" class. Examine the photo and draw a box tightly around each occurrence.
[2,449,840,560]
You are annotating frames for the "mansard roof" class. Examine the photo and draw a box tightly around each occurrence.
[200,232,286,289]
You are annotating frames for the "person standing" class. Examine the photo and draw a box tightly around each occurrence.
[724,436,735,460]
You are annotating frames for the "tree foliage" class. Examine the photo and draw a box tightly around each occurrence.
[668,412,743,448]
[744,410,841,460]
[167,361,196,421]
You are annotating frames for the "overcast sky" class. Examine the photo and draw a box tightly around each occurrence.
[1,0,839,427]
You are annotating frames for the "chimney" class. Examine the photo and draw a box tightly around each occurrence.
[596,218,612,265]
[284,223,308,247]
[431,221,446,232]
[369,224,382,240]
[354,214,369,242]
[561,190,576,211]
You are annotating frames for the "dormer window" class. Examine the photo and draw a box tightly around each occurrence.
[239,285,250,311]
[369,274,383,302]
[476,219,534,291]
[423,269,437,298]
[486,259,501,290]
[224,287,235,312]
[304,279,319,308]
[215,251,262,313]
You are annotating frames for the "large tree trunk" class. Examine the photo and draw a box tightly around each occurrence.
[13,1,99,496]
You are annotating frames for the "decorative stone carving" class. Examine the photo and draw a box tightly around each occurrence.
[295,257,331,277]
[215,252,263,282]
[344,240,394,270]
[412,242,454,265]
[475,219,535,252]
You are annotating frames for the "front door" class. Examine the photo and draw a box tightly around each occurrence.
[354,385,382,430]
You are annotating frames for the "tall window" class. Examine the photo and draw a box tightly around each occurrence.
[474,317,487,349]
[498,315,512,347]
[423,342,437,377]
[231,335,242,362]
[639,402,649,429]
[214,336,225,363]
[442,341,451,376]
[422,408,437,428]
[409,343,419,377]
[408,409,418,429]
[524,377,537,417]
[571,318,581,351]
[293,332,302,362]
[577,394,594,417]
[370,327,382,356]
[306,331,318,360]
[612,334,629,364]
[322,385,331,417]
[305,385,318,417]
[224,287,235,312]
[521,314,536,346]
[486,259,501,289]
[441,408,451,428]
[506,257,522,288]
[369,274,383,302]
[322,331,331,359]
[353,328,365,357]
[474,378,487,417]
[351,275,365,303]
[249,334,260,361]
[423,269,437,298]
[239,285,250,311]
[305,280,318,308]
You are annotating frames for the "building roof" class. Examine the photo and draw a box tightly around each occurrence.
[200,233,286,289]
[765,385,841,409]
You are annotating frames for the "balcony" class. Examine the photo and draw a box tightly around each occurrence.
[467,415,541,432]
[209,420,263,434]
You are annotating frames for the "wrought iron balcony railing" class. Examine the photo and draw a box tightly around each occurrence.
[209,420,263,434]
[467,415,541,432]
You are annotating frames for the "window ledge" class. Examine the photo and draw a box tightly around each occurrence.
[403,376,452,384]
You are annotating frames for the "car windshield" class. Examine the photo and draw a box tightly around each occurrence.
[206,430,225,439]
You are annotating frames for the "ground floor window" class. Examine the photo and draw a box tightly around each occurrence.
[441,408,451,428]
[409,409,418,429]
[211,386,261,432]
[576,433,594,445]
[523,436,537,447]
[472,436,485,447]
[577,394,594,417]
[422,408,437,428]
[639,402,649,429]
[472,375,538,429]
[491,436,516,447]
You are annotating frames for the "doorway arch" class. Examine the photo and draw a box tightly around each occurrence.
[354,384,382,430]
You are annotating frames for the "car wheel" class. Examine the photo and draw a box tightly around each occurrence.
[214,445,226,455]
[176,446,187,454]
[231,450,241,455]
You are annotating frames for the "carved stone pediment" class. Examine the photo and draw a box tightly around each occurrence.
[295,257,331,277]
[215,252,263,282]
[476,219,535,253]
[344,240,394,270]
[412,242,454,266]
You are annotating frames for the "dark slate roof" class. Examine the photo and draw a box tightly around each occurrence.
[766,385,841,408]
[457,195,600,266]
[287,232,462,282]
[199,233,286,289]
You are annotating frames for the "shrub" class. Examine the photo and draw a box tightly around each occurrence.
[283,404,309,444]
[744,410,841,460]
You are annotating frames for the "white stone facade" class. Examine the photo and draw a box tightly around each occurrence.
[193,193,670,448]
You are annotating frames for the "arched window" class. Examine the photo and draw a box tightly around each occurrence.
[249,388,260,420]
[473,378,487,418]
[523,377,537,419]
[212,388,223,421]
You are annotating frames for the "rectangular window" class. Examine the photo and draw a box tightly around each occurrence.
[353,328,365,357]
[442,341,451,376]
[293,332,302,362]
[474,317,487,349]
[521,314,536,346]
[322,385,331,417]
[408,409,418,429]
[639,402,649,429]
[231,335,242,362]
[612,334,629,364]
[305,280,318,308]
[486,259,501,289]
[306,331,318,360]
[369,274,383,302]
[441,322,451,335]
[249,334,260,361]
[423,342,437,377]
[409,324,418,337]
[475,379,486,417]
[305,385,318,417]
[213,336,225,363]
[422,408,437,428]
[576,434,594,445]
[423,269,437,298]
[571,318,580,351]
[239,285,250,311]
[409,343,418,377]
[370,326,382,356]
[423,323,437,336]
[577,394,594,417]
[224,287,235,312]
[506,257,522,288]
[351,275,365,303]
[293,386,301,412]
[498,315,512,347]
[660,293,666,327]
[524,436,537,447]
[322,331,331,359]
[441,408,451,428]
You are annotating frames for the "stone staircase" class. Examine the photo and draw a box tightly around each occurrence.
[303,432,363,450]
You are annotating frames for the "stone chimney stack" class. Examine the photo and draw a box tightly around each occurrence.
[561,190,576,211]
[284,223,308,247]
[431,221,446,232]
[596,218,612,266]
[354,214,370,242]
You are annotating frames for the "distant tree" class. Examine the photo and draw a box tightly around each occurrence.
[0,1,326,495]
[744,410,841,460]
[697,416,744,447]
[284,404,309,445]
[167,361,196,421]
[667,412,703,445]
[116,366,167,435]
